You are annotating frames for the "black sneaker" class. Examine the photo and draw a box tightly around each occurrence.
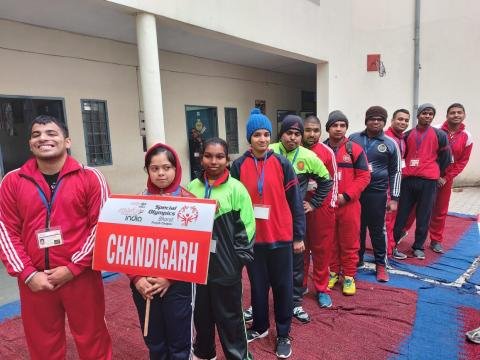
[246,329,268,343]
[430,241,444,253]
[393,247,407,260]
[292,306,310,323]
[243,306,253,323]
[275,336,292,358]
[413,249,426,260]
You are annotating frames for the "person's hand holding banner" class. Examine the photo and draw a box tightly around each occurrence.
[93,194,216,337]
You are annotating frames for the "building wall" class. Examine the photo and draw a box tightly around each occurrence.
[112,0,479,185]
[0,19,314,192]
[158,51,314,185]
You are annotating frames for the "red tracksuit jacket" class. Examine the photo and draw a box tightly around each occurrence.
[230,149,305,246]
[307,142,338,208]
[0,156,109,282]
[437,121,473,182]
[324,138,371,203]
[403,125,451,180]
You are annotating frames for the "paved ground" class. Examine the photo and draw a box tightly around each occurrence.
[1,186,479,306]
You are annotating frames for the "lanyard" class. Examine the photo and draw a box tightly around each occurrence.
[253,153,267,197]
[363,136,378,154]
[414,127,430,153]
[204,179,214,199]
[280,147,300,166]
[34,179,62,270]
[171,187,181,196]
[35,180,62,229]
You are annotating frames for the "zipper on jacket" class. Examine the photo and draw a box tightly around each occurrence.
[22,175,63,271]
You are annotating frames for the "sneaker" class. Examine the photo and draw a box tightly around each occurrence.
[317,293,332,308]
[328,272,339,289]
[466,326,480,344]
[243,306,253,323]
[246,329,268,343]
[275,336,292,358]
[342,276,356,295]
[413,249,426,260]
[430,241,444,254]
[375,265,389,282]
[393,247,407,260]
[398,231,408,245]
[292,306,310,323]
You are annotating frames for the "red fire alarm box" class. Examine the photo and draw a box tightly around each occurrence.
[367,54,381,71]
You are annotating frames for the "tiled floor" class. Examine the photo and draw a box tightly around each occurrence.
[1,186,479,307]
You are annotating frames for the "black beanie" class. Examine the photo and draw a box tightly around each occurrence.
[279,115,304,138]
[326,110,348,131]
[365,106,388,124]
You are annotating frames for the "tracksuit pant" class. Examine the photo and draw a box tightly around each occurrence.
[359,191,388,266]
[18,269,112,360]
[385,209,397,256]
[193,280,251,360]
[330,200,361,277]
[394,177,437,250]
[292,251,305,307]
[303,205,335,293]
[248,244,292,337]
[131,281,192,360]
[429,178,454,243]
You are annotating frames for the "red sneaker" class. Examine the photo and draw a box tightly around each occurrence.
[376,265,389,282]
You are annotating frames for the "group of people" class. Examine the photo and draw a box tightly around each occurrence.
[0,101,473,360]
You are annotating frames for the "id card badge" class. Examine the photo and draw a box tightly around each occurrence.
[36,227,63,249]
[368,164,373,172]
[401,159,406,169]
[254,205,271,220]
[410,159,420,167]
[337,171,342,181]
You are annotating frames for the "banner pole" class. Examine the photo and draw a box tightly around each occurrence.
[143,298,151,337]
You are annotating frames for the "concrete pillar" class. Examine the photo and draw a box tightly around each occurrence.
[136,12,165,146]
[316,62,329,127]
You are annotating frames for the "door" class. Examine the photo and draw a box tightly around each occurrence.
[185,105,218,180]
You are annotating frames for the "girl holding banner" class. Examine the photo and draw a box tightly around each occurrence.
[187,138,255,360]
[128,143,194,360]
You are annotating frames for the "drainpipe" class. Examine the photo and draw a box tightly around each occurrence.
[413,0,421,127]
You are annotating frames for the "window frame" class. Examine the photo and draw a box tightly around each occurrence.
[81,99,113,167]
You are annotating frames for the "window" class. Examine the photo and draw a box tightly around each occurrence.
[224,108,239,154]
[81,100,112,166]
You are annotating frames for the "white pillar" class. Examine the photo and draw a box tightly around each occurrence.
[316,62,329,126]
[136,12,165,146]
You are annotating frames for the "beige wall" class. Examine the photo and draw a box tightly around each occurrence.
[111,0,478,185]
[0,19,314,192]
[0,19,144,193]
[158,51,314,185]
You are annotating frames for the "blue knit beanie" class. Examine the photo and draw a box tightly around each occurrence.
[246,108,272,143]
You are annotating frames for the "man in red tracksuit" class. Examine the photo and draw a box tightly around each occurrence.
[428,103,473,253]
[393,103,452,260]
[323,111,370,296]
[0,115,112,360]
[302,115,338,308]
[384,109,410,259]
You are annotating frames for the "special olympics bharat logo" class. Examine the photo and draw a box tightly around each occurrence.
[177,205,199,226]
